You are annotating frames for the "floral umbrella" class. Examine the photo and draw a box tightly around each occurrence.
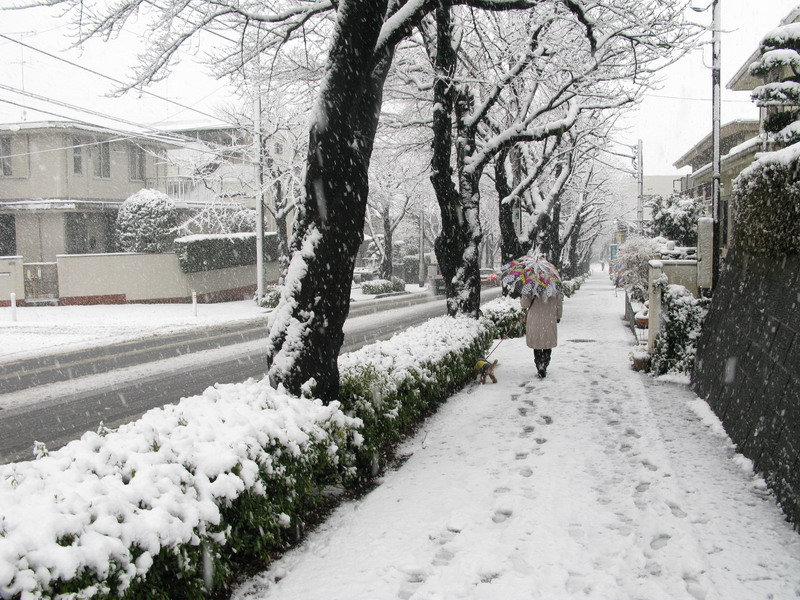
[501,255,562,298]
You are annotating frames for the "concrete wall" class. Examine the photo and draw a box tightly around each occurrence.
[0,255,24,306]
[693,250,800,528]
[56,252,278,304]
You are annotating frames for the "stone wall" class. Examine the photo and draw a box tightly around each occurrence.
[693,249,800,528]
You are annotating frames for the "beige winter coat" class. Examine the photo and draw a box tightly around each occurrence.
[521,292,563,349]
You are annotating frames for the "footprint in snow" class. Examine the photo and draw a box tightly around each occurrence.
[397,568,426,599]
[539,415,553,425]
[641,460,658,472]
[519,425,535,437]
[650,534,671,550]
[667,501,688,518]
[519,466,533,478]
[625,427,642,439]
[635,481,650,493]
[515,451,529,460]
[492,506,513,523]
[518,407,529,416]
[432,548,454,566]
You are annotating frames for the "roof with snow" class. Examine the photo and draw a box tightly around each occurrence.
[728,7,800,92]
[672,120,760,171]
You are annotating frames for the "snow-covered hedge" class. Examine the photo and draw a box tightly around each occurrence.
[733,143,800,257]
[650,278,710,376]
[0,382,356,600]
[562,274,588,298]
[339,316,492,477]
[0,316,493,600]
[359,279,393,295]
[115,190,178,254]
[174,232,278,273]
[480,295,526,338]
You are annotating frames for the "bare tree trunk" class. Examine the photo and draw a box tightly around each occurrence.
[430,4,482,317]
[380,207,393,279]
[495,149,526,264]
[266,1,393,403]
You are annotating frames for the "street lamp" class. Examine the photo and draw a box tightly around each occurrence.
[692,0,721,290]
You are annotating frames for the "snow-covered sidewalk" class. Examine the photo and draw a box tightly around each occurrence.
[232,273,800,600]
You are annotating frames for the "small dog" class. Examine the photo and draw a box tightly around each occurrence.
[475,358,499,384]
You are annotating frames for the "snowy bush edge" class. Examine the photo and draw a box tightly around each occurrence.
[0,316,493,600]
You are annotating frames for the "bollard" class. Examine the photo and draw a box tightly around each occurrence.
[192,291,197,317]
[10,292,17,321]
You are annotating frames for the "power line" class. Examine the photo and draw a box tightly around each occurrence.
[643,92,752,104]
[0,97,257,165]
[0,32,247,132]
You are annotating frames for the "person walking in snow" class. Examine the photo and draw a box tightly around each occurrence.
[520,290,563,378]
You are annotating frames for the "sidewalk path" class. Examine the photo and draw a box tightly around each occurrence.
[232,273,800,600]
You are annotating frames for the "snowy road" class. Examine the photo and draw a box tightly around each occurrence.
[232,273,800,600]
[0,289,501,463]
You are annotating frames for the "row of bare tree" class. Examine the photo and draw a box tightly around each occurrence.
[33,0,699,402]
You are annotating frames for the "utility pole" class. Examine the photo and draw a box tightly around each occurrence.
[636,139,644,234]
[711,0,721,290]
[418,212,425,287]
[253,79,265,302]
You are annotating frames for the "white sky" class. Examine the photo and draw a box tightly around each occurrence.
[0,1,798,174]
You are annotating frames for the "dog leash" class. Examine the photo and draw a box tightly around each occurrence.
[485,336,505,359]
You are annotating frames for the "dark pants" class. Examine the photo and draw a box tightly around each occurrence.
[534,349,552,370]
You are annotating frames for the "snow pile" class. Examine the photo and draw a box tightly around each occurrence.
[339,315,492,476]
[0,380,358,600]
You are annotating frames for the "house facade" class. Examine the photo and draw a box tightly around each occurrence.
[0,121,172,262]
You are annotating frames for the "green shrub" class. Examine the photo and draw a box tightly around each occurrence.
[175,232,278,273]
[651,277,710,376]
[733,149,800,257]
[391,276,406,292]
[361,279,394,295]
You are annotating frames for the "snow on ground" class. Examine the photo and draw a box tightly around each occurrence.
[0,285,428,362]
[232,274,800,600]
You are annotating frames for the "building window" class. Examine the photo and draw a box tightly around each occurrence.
[0,137,12,177]
[94,140,111,178]
[129,145,145,181]
[72,137,83,175]
[0,214,15,255]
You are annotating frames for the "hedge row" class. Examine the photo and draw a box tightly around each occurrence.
[733,146,800,257]
[174,232,279,274]
[0,315,499,600]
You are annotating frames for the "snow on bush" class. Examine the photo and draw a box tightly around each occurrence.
[650,277,710,377]
[646,193,700,247]
[0,315,494,600]
[339,316,492,477]
[0,379,357,600]
[614,236,661,302]
[733,142,800,257]
[360,279,394,295]
[115,189,178,253]
[562,273,588,298]
[480,295,526,338]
